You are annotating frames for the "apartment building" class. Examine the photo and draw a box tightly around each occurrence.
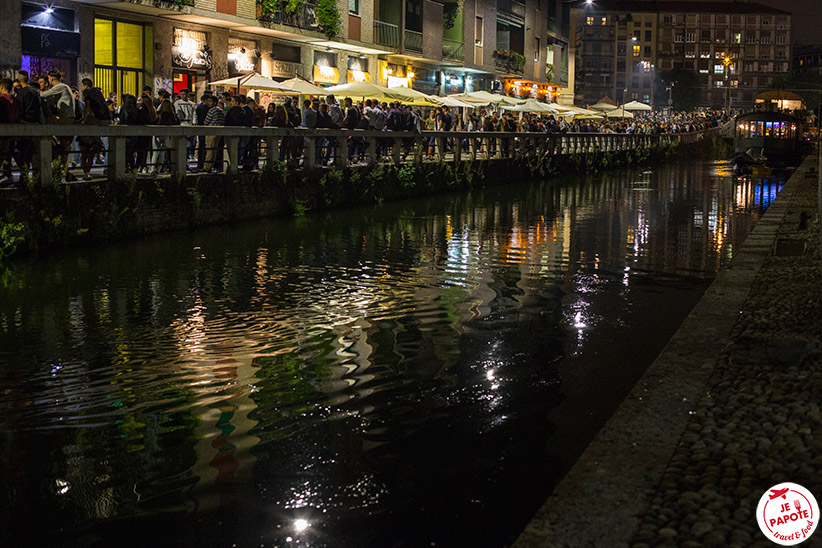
[3,0,570,103]
[570,0,791,109]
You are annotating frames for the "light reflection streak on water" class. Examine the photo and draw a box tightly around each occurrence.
[0,161,788,546]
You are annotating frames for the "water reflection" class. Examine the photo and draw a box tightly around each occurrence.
[0,161,785,547]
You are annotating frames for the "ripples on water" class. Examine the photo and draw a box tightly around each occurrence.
[0,162,785,547]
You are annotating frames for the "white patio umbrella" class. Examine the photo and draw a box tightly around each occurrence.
[606,107,634,119]
[621,100,653,111]
[208,72,294,93]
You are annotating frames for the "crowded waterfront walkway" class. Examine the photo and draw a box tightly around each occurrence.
[0,71,718,187]
[514,155,821,548]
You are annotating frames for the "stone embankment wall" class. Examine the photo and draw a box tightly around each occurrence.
[0,136,712,259]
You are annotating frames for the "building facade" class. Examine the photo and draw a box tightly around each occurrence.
[2,0,570,104]
[570,0,791,109]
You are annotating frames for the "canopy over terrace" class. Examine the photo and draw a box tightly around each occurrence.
[755,90,805,111]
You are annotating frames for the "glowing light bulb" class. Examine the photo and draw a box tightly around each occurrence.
[294,519,309,532]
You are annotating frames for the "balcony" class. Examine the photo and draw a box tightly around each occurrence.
[405,30,423,53]
[374,20,399,48]
[493,49,525,74]
[257,1,321,32]
[497,0,525,23]
[443,39,464,61]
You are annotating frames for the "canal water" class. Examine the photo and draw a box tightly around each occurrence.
[0,161,786,547]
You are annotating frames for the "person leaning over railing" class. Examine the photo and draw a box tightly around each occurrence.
[0,78,21,187]
[40,70,76,178]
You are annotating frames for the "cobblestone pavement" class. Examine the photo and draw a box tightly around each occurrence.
[514,155,822,548]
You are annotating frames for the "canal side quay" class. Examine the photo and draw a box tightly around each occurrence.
[514,154,821,548]
[0,126,712,257]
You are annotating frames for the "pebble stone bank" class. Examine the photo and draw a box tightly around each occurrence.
[514,155,822,548]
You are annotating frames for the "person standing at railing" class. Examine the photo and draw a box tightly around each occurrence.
[149,90,176,176]
[78,78,111,181]
[174,88,196,164]
[316,101,334,166]
[195,93,212,171]
[270,103,292,162]
[0,78,21,187]
[424,109,436,160]
[247,98,265,169]
[203,95,225,173]
[119,95,139,171]
[13,70,43,178]
[135,94,157,174]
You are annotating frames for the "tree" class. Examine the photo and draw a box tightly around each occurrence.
[657,69,703,111]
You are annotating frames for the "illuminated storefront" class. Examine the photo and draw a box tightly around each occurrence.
[171,28,212,95]
[21,3,80,83]
[313,50,339,85]
[501,78,559,101]
[94,17,153,101]
[346,56,371,83]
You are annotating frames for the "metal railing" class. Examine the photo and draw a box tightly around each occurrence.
[404,30,423,53]
[442,39,464,61]
[257,1,321,31]
[374,20,399,48]
[0,124,693,186]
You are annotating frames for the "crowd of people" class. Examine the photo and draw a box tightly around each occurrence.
[0,69,729,185]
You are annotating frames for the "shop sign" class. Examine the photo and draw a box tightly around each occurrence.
[21,26,80,59]
[271,60,301,79]
[172,45,213,70]
[228,52,257,76]
[443,74,464,94]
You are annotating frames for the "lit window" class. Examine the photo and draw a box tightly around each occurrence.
[633,45,640,57]
[601,17,607,25]
[586,16,594,25]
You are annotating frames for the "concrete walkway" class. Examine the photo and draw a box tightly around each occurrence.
[513,155,822,548]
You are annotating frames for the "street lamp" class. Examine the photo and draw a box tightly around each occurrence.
[723,55,733,111]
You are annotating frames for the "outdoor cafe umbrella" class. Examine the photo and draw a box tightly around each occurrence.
[207,72,293,93]
[383,86,443,106]
[591,97,618,112]
[450,90,523,106]
[438,95,477,109]
[278,76,330,96]
[325,82,395,102]
[621,100,653,111]
[501,98,558,113]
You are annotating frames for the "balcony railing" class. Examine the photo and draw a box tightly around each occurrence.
[257,1,321,32]
[442,39,464,60]
[374,20,399,48]
[405,30,423,53]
